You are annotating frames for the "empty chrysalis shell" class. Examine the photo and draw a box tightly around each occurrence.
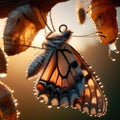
[0,48,7,77]
[0,0,31,18]
[88,0,119,60]
[0,81,18,120]
[3,4,47,55]
[75,0,86,24]
[78,7,86,24]
[88,0,118,45]
[75,0,92,24]
[0,0,69,18]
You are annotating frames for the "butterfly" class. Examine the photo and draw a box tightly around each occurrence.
[26,30,108,117]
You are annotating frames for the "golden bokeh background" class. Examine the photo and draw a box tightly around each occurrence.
[0,1,120,120]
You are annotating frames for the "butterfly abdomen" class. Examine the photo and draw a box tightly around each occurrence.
[27,52,48,79]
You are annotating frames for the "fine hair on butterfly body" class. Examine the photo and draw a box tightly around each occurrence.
[26,30,108,117]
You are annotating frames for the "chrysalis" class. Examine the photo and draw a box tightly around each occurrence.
[3,4,47,55]
[88,0,119,60]
[0,48,7,77]
[0,0,31,18]
[75,0,92,24]
[0,81,19,120]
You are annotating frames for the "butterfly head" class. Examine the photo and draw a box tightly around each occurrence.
[61,30,73,39]
[44,30,73,50]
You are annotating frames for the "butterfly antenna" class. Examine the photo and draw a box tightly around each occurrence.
[49,11,56,32]
[72,32,97,38]
[58,24,98,39]
[39,9,54,38]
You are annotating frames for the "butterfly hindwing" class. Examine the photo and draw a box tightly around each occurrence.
[70,45,108,117]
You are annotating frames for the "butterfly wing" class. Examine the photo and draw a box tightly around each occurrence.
[27,28,107,117]
[27,44,86,108]
[69,44,108,117]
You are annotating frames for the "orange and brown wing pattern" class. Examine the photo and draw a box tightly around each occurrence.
[27,30,107,117]
[70,45,108,117]
[28,44,85,108]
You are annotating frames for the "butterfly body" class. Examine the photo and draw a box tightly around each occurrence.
[27,30,108,117]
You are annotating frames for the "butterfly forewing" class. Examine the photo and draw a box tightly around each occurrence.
[32,44,85,108]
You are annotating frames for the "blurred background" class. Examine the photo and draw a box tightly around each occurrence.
[0,1,120,120]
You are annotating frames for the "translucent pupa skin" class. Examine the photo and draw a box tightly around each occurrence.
[88,0,118,45]
[0,48,7,77]
[0,0,69,18]
[75,0,94,25]
[0,81,18,120]
[3,4,46,55]
[77,7,86,24]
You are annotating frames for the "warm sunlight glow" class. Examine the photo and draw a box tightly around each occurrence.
[33,30,45,46]
[0,73,7,78]
[0,1,120,120]
[0,18,6,38]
